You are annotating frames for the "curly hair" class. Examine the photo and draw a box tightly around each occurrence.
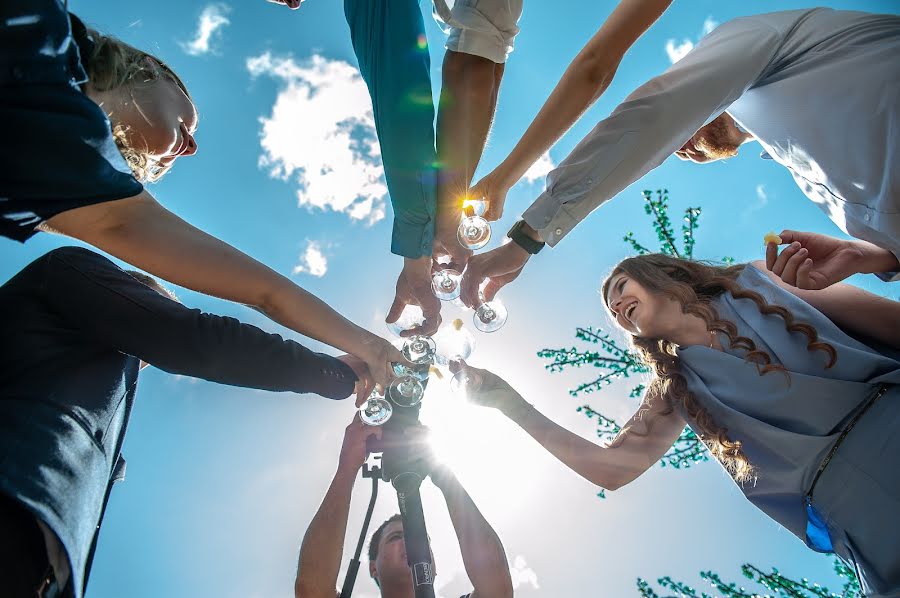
[601,254,836,483]
[81,25,194,183]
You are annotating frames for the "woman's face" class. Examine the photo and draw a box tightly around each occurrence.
[605,272,685,338]
[108,64,198,177]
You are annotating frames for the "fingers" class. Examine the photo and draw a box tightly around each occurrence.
[778,229,799,245]
[796,258,815,290]
[779,245,808,286]
[765,242,778,271]
[771,242,803,277]
[385,293,407,324]
[460,264,484,308]
[448,358,467,374]
[483,197,505,222]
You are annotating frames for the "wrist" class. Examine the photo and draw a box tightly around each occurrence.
[521,220,544,242]
[499,393,532,422]
[334,462,361,483]
[856,241,900,274]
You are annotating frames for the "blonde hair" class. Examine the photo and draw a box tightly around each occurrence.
[602,254,836,483]
[82,27,194,182]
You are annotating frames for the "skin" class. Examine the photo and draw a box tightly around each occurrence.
[42,55,404,391]
[453,261,900,494]
[294,419,512,598]
[265,0,507,334]
[674,112,754,164]
[87,59,199,178]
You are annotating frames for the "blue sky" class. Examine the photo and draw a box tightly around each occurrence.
[3,0,898,596]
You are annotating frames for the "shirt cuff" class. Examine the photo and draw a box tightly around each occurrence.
[310,355,358,401]
[874,249,900,282]
[391,217,434,258]
[522,190,578,247]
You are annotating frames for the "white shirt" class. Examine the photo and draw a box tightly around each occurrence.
[523,9,900,264]
[432,0,523,64]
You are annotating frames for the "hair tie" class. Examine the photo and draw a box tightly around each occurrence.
[68,14,96,66]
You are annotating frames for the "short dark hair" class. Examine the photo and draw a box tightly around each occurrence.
[368,514,402,565]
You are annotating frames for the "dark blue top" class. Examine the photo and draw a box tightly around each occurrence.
[0,247,356,597]
[0,1,144,242]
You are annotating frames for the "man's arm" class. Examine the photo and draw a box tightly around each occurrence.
[522,16,782,246]
[41,247,359,399]
[432,50,504,265]
[296,417,381,598]
[473,0,672,221]
[43,191,402,387]
[431,469,513,598]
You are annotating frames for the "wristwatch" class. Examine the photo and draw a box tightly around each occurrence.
[507,220,546,255]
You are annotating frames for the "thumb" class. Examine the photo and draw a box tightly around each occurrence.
[386,294,407,324]
[778,229,801,245]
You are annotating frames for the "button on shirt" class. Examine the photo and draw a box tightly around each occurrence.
[523,8,900,270]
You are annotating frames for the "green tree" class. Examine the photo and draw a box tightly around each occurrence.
[537,190,731,497]
[636,555,861,598]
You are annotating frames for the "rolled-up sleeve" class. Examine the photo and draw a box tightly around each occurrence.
[523,17,782,247]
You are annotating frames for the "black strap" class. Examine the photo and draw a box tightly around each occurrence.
[68,13,95,67]
[807,384,888,500]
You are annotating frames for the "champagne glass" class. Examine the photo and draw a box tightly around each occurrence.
[387,304,425,337]
[431,268,462,301]
[387,375,425,408]
[401,335,436,365]
[457,205,491,250]
[359,391,393,426]
[473,298,508,333]
[449,367,482,398]
[433,319,476,366]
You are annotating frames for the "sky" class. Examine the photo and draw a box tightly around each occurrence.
[2,0,898,596]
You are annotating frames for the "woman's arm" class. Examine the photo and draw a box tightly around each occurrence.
[475,0,673,219]
[452,362,685,490]
[751,260,900,349]
[43,190,403,385]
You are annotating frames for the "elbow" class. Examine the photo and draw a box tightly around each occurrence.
[573,52,613,93]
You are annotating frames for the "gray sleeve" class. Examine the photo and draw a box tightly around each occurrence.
[523,16,783,246]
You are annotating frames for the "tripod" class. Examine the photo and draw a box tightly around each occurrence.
[340,389,436,598]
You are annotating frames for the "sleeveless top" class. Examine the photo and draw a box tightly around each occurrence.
[675,265,900,544]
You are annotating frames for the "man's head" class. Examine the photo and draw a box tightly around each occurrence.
[368,515,436,593]
[675,112,753,164]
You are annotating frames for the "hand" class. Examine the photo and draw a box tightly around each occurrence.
[470,167,515,222]
[338,414,383,473]
[448,359,522,415]
[354,335,406,392]
[386,256,442,337]
[765,230,875,289]
[265,0,303,9]
[433,212,473,270]
[459,241,530,308]
[336,354,374,407]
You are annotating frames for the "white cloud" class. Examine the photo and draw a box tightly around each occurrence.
[755,184,768,205]
[702,15,720,36]
[510,555,540,590]
[247,52,387,225]
[180,4,231,56]
[521,151,556,184]
[665,38,694,64]
[292,241,328,277]
[665,15,719,64]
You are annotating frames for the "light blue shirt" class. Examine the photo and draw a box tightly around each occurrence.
[524,9,900,269]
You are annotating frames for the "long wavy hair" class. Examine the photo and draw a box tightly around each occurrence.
[601,254,836,483]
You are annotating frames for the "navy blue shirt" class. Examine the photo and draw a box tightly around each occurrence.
[0,1,144,242]
[0,248,356,597]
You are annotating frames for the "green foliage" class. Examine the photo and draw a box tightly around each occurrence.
[637,557,861,598]
[538,190,713,481]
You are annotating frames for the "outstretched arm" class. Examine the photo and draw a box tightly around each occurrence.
[295,417,381,598]
[43,191,402,387]
[450,362,685,490]
[431,469,513,598]
[474,0,673,220]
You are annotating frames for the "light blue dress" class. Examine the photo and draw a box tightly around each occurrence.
[676,265,900,597]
